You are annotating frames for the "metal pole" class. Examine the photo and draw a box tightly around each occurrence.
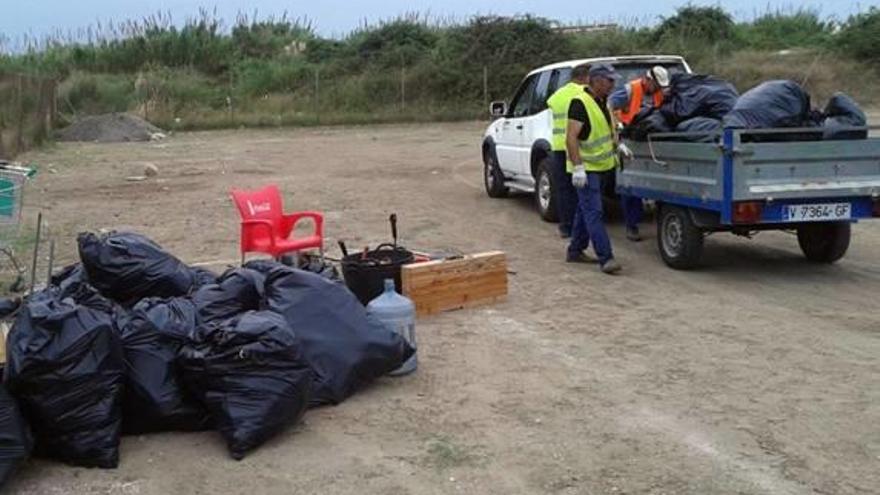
[46,239,55,286]
[29,212,42,292]
[483,66,489,112]
[314,68,320,124]
[15,75,25,155]
[401,66,406,111]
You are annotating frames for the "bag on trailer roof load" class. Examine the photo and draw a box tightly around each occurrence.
[660,73,738,125]
[822,92,867,140]
[723,80,812,129]
[673,117,723,142]
[624,109,673,141]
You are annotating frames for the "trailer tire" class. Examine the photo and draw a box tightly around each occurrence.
[657,205,704,270]
[797,222,850,263]
[535,157,559,222]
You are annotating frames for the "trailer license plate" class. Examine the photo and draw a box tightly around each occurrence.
[784,203,851,222]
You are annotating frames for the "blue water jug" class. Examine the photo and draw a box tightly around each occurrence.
[367,279,417,376]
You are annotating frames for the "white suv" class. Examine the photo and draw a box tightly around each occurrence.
[482,55,692,221]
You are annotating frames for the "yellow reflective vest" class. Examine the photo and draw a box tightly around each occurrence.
[546,82,585,152]
[566,91,617,173]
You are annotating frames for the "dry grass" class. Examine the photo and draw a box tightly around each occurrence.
[710,49,880,105]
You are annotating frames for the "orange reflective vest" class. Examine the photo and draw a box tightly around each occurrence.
[616,79,664,125]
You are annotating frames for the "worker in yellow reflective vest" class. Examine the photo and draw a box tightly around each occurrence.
[546,65,591,238]
[565,63,629,274]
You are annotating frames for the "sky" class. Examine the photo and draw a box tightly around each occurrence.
[0,0,875,46]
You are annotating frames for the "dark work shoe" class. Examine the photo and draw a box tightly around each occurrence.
[626,227,642,242]
[600,258,622,274]
[566,251,597,264]
[559,228,571,239]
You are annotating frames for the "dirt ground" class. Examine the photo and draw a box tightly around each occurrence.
[5,120,880,494]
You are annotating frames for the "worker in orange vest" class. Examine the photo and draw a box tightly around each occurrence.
[608,66,671,241]
[611,66,670,126]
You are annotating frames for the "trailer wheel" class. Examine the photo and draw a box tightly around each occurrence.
[797,222,850,263]
[657,205,704,270]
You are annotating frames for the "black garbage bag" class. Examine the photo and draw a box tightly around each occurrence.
[660,73,738,125]
[178,311,312,460]
[50,265,119,314]
[189,267,219,288]
[120,298,210,434]
[0,386,32,488]
[4,294,124,468]
[673,117,723,142]
[624,108,672,141]
[78,231,195,305]
[295,254,342,283]
[722,80,826,142]
[823,92,867,140]
[0,298,20,320]
[49,263,86,288]
[191,268,265,323]
[249,261,414,406]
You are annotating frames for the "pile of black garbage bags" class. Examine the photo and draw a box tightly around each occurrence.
[624,74,867,143]
[0,231,414,483]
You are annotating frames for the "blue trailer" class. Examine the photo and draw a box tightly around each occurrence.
[618,127,880,269]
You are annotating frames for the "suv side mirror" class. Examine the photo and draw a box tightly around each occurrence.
[490,101,507,117]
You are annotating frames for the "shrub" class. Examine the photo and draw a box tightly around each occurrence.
[835,7,880,63]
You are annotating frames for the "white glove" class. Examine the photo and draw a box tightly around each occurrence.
[571,166,587,189]
[618,142,634,160]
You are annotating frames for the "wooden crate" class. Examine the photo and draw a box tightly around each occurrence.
[401,251,507,317]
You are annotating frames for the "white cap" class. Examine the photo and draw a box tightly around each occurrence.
[647,66,670,88]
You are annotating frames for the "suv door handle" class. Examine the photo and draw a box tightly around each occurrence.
[515,125,523,130]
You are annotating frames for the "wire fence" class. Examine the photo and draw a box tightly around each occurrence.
[126,64,496,130]
[0,73,57,159]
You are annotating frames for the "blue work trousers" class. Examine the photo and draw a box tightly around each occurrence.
[552,151,577,235]
[620,194,643,230]
[567,171,614,265]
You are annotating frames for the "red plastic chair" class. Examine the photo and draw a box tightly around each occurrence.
[230,184,324,263]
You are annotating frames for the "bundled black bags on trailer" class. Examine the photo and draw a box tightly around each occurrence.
[0,386,32,488]
[250,261,414,406]
[623,109,673,141]
[722,80,824,141]
[673,117,723,143]
[660,73,738,125]
[120,298,211,434]
[4,293,124,468]
[178,311,312,460]
[78,232,196,305]
[823,92,867,140]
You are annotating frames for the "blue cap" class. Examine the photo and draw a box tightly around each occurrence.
[588,63,620,81]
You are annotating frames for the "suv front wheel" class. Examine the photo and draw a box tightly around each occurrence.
[484,147,509,198]
[535,157,559,222]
